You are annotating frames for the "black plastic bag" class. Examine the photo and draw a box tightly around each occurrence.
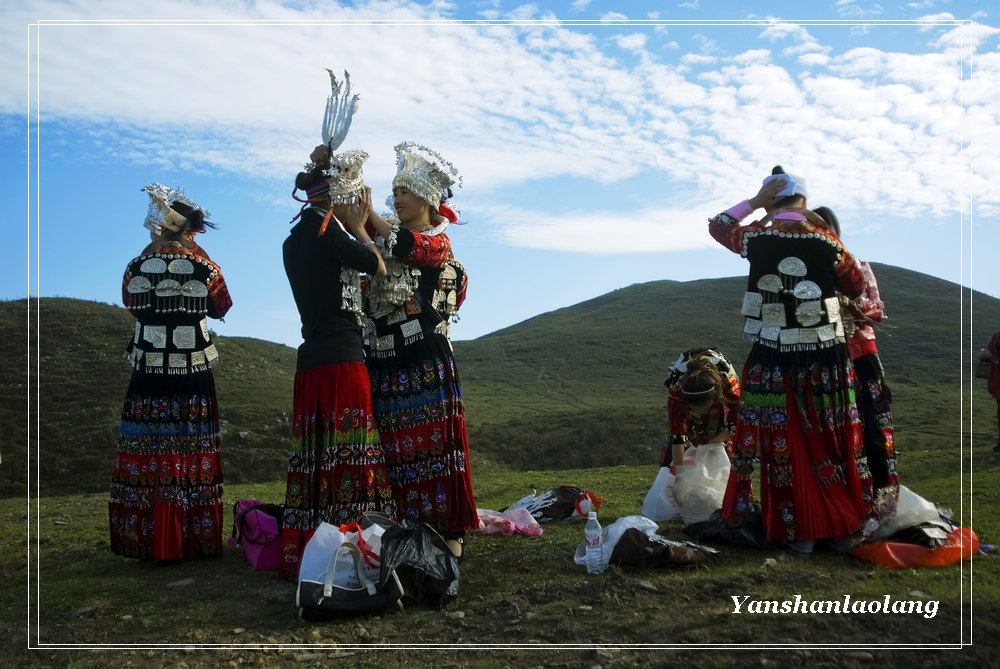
[364,513,460,610]
[681,505,771,550]
[502,485,601,523]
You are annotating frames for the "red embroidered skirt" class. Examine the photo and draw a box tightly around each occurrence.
[368,332,477,536]
[279,362,395,581]
[722,345,871,543]
[109,370,223,560]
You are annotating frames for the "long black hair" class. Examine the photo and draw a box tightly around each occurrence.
[811,205,841,237]
[169,200,215,233]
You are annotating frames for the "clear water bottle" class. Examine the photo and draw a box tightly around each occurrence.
[584,511,604,574]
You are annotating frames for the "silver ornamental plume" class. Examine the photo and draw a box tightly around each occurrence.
[322,69,359,152]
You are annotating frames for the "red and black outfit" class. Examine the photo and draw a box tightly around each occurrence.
[365,226,477,537]
[280,206,395,581]
[984,330,1000,450]
[662,348,741,466]
[110,239,232,560]
[709,202,878,544]
[843,261,899,524]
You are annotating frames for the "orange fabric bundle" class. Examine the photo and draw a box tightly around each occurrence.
[850,528,979,568]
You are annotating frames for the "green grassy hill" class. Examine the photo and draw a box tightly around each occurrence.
[459,263,1000,470]
[4,263,999,497]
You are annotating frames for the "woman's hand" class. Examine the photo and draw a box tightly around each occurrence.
[341,192,372,235]
[749,176,788,210]
[364,188,395,240]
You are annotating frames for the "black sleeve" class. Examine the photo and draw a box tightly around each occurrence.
[392,228,416,259]
[317,220,380,275]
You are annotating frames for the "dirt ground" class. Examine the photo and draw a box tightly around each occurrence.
[16,542,993,669]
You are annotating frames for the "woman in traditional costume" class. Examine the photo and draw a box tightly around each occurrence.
[812,207,899,525]
[709,166,876,553]
[642,348,741,524]
[109,184,232,561]
[279,71,394,581]
[364,143,477,559]
[980,330,1000,452]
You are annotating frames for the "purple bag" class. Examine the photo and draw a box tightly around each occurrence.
[229,500,283,571]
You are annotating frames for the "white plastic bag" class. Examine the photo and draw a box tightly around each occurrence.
[641,467,681,522]
[672,442,731,524]
[574,516,661,571]
[572,515,719,570]
[874,485,944,539]
[298,521,384,590]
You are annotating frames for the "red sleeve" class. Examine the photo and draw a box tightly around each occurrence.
[708,214,745,255]
[207,270,232,319]
[397,229,452,268]
[667,387,688,438]
[990,331,1000,359]
[121,269,129,308]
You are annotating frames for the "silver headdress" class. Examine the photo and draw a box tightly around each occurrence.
[391,142,462,208]
[321,69,368,204]
[141,183,209,235]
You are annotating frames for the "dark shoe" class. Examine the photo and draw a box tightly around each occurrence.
[786,540,815,554]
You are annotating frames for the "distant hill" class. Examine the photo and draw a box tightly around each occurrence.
[3,263,998,497]
[457,263,1000,469]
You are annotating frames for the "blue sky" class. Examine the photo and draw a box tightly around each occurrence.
[5,1,998,348]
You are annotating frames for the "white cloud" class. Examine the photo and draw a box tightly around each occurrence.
[600,12,629,22]
[835,1,885,19]
[616,32,647,52]
[5,1,999,255]
[488,203,716,253]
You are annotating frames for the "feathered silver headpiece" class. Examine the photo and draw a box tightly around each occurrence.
[141,183,209,234]
[320,69,367,204]
[322,69,359,153]
[391,142,462,208]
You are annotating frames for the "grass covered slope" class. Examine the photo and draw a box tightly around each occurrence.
[5,297,298,497]
[457,263,1000,471]
[3,262,999,498]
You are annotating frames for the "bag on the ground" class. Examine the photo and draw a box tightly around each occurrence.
[851,527,979,568]
[365,512,461,610]
[504,485,604,523]
[682,504,771,550]
[296,520,402,620]
[641,467,681,522]
[229,500,283,571]
[572,515,717,571]
[471,507,544,536]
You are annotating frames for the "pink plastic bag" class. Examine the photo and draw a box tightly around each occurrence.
[471,508,543,536]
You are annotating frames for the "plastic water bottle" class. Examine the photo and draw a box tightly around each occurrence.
[584,511,604,574]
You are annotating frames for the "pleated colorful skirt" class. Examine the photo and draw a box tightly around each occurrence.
[722,344,873,543]
[853,353,899,524]
[368,332,477,536]
[109,370,224,560]
[279,361,395,581]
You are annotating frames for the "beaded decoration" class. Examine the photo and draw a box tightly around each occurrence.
[124,252,220,315]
